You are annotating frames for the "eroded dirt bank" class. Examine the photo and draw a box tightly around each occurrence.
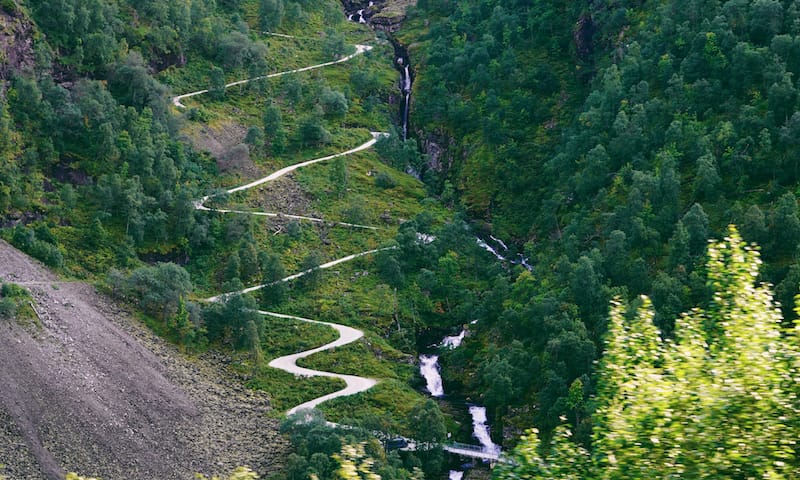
[0,240,288,479]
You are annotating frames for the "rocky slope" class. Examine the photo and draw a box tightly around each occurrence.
[342,0,416,32]
[0,240,288,480]
[0,2,34,82]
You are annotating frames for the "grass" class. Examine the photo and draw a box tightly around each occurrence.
[246,365,346,415]
[318,380,431,437]
[167,0,453,431]
[260,313,339,357]
[0,282,37,328]
[235,313,344,414]
[297,332,414,380]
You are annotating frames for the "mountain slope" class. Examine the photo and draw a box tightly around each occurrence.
[392,0,800,446]
[0,240,288,480]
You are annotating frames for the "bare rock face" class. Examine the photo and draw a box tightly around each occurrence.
[0,2,35,82]
[574,14,596,62]
[341,0,416,33]
[190,121,258,175]
[0,241,289,480]
[423,131,455,173]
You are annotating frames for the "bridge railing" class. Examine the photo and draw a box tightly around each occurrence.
[445,442,495,453]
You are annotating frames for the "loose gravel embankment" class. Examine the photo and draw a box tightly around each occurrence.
[0,240,288,480]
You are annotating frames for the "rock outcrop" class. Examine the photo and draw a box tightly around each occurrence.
[0,2,35,82]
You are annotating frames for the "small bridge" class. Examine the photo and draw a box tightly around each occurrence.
[443,442,506,462]
[332,426,511,463]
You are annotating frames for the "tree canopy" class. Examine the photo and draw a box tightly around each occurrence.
[497,227,800,479]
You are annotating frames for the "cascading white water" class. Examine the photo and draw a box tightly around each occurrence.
[449,471,464,480]
[395,58,411,139]
[441,329,466,349]
[476,238,506,261]
[420,354,445,397]
[489,235,508,251]
[418,331,503,465]
[476,236,533,272]
[516,254,533,271]
[402,93,410,139]
[469,406,501,455]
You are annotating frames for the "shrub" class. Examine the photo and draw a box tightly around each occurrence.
[11,225,64,268]
[0,297,16,318]
[374,172,397,189]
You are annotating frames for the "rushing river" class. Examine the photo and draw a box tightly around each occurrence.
[468,406,501,455]
[476,236,533,271]
[418,329,501,457]
[420,354,445,397]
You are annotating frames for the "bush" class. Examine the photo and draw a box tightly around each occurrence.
[374,172,397,189]
[297,115,331,147]
[0,282,32,320]
[11,225,64,268]
[111,263,192,320]
[343,203,369,225]
[0,297,16,318]
[186,107,210,122]
[0,0,17,14]
[320,87,348,117]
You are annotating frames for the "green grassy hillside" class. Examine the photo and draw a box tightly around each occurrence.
[0,0,449,456]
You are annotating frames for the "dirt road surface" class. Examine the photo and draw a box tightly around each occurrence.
[0,240,288,479]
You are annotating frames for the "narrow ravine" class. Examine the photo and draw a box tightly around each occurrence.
[342,3,414,140]
[418,327,504,473]
[395,48,412,140]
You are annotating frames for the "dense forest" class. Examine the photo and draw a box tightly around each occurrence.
[385,0,800,475]
[3,0,800,477]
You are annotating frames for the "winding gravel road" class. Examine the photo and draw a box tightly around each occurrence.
[196,132,387,230]
[172,44,373,108]
[190,43,391,415]
[260,312,377,416]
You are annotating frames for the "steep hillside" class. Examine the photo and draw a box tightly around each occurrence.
[0,0,450,477]
[0,3,34,80]
[0,240,287,479]
[392,0,800,447]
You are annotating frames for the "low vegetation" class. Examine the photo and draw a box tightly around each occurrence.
[0,282,35,322]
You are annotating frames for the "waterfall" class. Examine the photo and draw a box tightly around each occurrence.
[476,236,533,272]
[419,354,445,397]
[402,92,410,139]
[396,61,411,139]
[489,235,508,251]
[441,329,466,349]
[469,406,501,455]
[343,3,413,140]
[476,238,506,261]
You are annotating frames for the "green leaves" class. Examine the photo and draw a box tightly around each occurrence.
[499,227,800,479]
